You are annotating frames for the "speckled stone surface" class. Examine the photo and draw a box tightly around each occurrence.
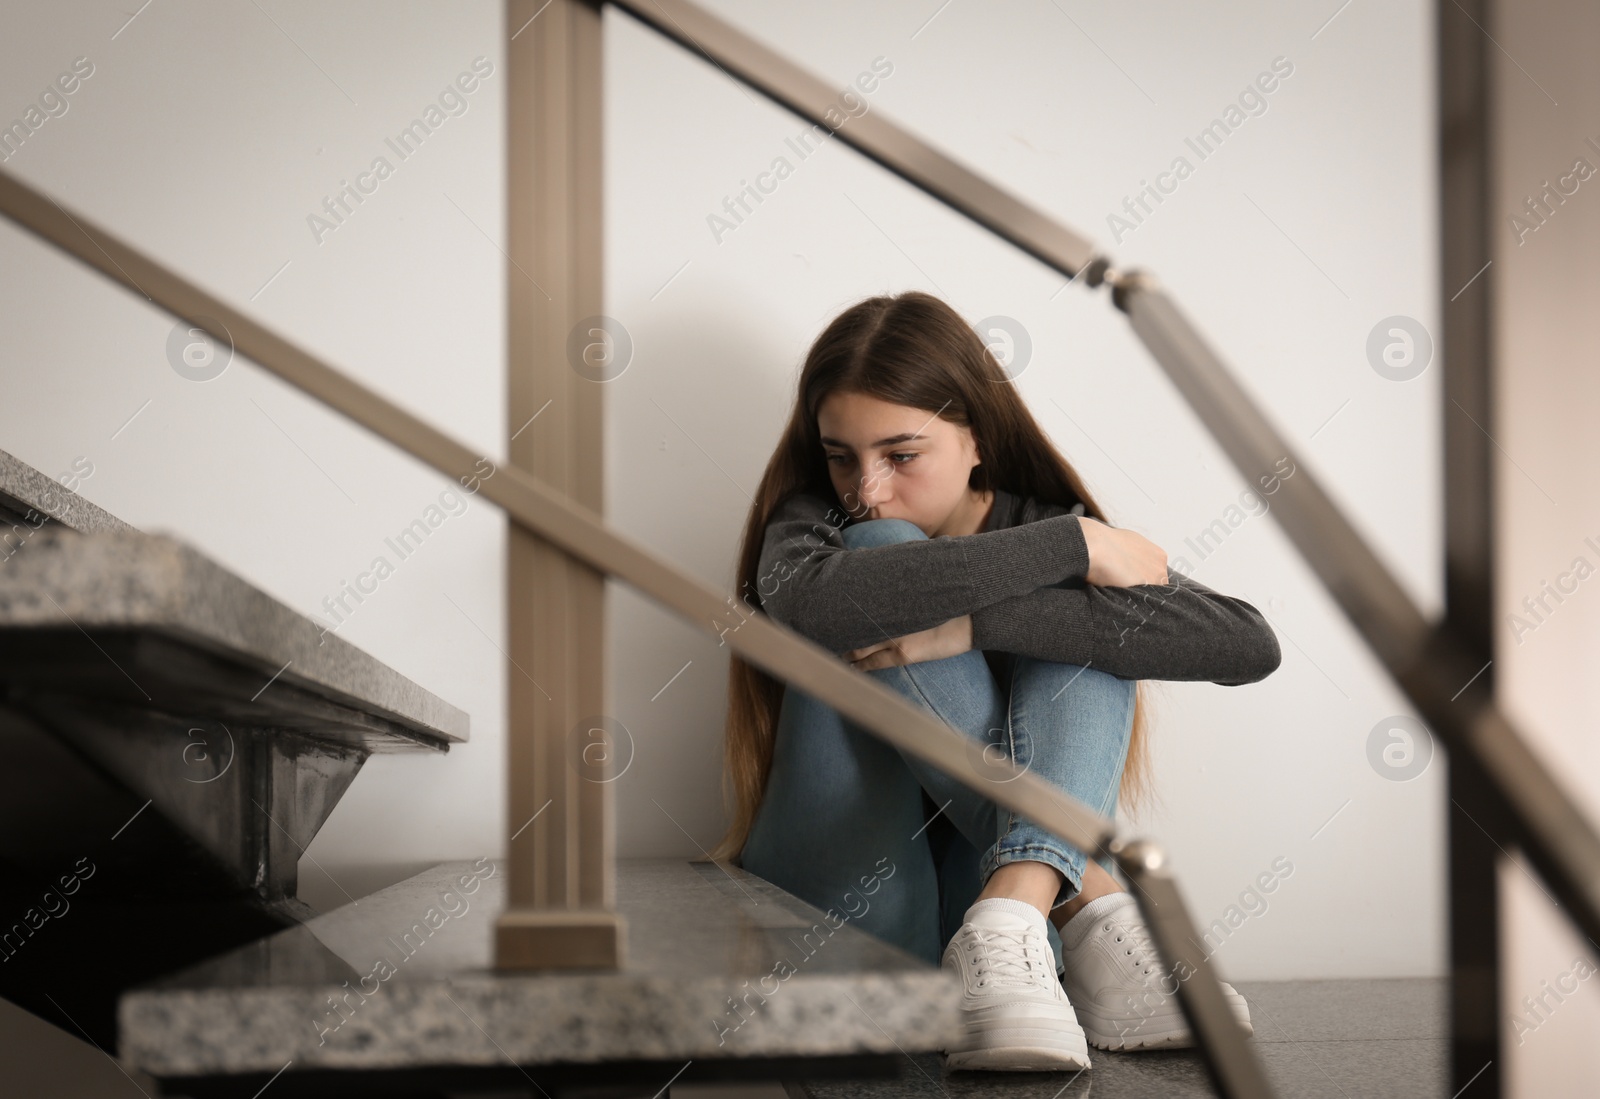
[119,858,963,1076]
[0,526,467,744]
[787,978,1450,1097]
[0,447,133,533]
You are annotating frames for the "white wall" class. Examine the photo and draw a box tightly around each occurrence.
[0,0,509,901]
[0,0,1444,980]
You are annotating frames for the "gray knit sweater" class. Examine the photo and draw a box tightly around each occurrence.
[752,488,1281,685]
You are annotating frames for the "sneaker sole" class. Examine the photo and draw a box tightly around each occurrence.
[1073,999,1253,1052]
[942,1025,1091,1072]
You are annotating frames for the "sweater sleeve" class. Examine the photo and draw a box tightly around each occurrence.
[969,567,1283,685]
[753,491,1091,653]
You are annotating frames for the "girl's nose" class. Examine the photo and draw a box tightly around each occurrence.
[855,459,893,508]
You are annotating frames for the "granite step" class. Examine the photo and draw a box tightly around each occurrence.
[119,857,961,1097]
[0,447,470,1053]
[0,447,469,755]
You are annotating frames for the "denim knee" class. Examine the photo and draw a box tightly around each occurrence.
[841,517,926,549]
[990,657,1137,908]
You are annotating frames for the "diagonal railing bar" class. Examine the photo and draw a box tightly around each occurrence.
[1114,278,1428,664]
[600,0,1102,283]
[1110,841,1272,1097]
[1114,276,1600,952]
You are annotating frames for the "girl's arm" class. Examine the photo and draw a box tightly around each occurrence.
[970,568,1283,685]
[754,491,1091,653]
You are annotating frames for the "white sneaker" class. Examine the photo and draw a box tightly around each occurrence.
[1057,892,1253,1051]
[939,903,1092,1072]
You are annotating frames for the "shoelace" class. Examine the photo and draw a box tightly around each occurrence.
[1105,911,1160,980]
[967,925,1053,990]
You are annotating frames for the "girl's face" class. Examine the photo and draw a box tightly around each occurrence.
[816,390,987,537]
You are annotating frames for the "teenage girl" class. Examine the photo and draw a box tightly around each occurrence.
[709,290,1280,1072]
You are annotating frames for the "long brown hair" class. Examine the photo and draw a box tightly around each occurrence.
[707,289,1155,863]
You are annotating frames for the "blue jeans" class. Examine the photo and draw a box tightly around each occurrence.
[740,517,1137,971]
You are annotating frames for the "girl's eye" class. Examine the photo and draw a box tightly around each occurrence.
[825,452,919,465]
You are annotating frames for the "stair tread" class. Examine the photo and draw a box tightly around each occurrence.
[0,447,466,746]
[0,448,133,535]
[0,526,467,747]
[118,857,960,1078]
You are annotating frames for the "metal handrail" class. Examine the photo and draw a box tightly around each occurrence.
[1114,276,1600,944]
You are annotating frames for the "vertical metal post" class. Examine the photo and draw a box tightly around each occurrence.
[1438,0,1500,1089]
[496,0,624,969]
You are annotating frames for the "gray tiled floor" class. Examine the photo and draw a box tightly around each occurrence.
[786,978,1449,1098]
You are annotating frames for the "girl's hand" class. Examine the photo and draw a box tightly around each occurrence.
[1079,516,1170,587]
[843,615,974,671]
